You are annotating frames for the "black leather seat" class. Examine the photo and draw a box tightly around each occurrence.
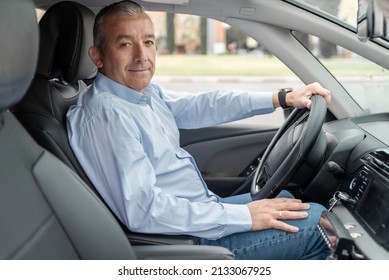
[13,1,96,189]
[13,0,199,246]
[2,0,234,259]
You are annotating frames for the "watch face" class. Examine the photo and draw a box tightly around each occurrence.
[280,88,293,93]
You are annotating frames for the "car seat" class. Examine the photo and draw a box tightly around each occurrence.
[0,0,233,260]
[13,0,200,246]
[13,0,96,189]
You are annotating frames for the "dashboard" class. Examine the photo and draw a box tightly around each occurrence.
[311,113,389,260]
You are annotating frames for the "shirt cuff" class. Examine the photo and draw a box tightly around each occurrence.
[221,203,252,237]
[248,91,275,114]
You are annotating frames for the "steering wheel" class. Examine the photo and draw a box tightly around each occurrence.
[251,95,327,200]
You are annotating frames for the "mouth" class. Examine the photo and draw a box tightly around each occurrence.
[128,64,150,72]
[128,69,148,73]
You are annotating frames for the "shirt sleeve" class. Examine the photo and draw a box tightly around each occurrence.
[68,103,252,240]
[158,85,275,129]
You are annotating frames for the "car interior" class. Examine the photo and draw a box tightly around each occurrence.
[1,0,389,260]
[0,0,233,260]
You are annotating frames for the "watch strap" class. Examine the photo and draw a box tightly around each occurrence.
[278,88,293,109]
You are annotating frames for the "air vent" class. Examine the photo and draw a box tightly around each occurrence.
[361,148,389,178]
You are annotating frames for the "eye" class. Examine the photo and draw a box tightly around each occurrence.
[145,40,155,46]
[120,42,132,47]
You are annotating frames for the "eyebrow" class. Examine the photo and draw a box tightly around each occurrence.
[115,33,155,42]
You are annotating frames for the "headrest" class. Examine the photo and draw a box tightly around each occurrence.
[36,1,97,82]
[0,0,38,111]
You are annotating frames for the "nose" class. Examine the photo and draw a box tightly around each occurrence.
[134,44,147,63]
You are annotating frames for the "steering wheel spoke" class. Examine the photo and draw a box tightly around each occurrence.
[254,165,270,189]
[251,95,327,200]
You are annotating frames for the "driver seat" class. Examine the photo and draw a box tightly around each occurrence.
[13,0,198,246]
[13,0,96,189]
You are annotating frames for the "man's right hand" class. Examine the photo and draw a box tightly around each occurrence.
[247,198,311,233]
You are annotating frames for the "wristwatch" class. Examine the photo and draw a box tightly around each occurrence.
[278,88,293,109]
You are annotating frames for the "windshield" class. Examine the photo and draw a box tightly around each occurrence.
[287,0,389,114]
[285,0,357,29]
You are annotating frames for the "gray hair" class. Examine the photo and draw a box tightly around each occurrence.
[93,0,145,51]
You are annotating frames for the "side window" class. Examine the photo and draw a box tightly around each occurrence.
[294,32,389,113]
[148,12,305,126]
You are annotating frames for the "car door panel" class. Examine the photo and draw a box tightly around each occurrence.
[180,124,279,197]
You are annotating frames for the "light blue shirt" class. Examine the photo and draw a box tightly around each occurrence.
[67,72,275,240]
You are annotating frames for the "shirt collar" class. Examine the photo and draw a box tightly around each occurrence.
[94,72,151,105]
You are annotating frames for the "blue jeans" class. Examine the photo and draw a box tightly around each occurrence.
[197,191,329,260]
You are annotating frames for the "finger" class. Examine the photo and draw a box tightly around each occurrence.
[270,197,303,204]
[272,211,309,233]
[281,211,308,220]
[324,90,331,105]
[315,90,331,106]
[274,200,311,211]
[306,99,312,109]
[310,83,331,106]
[273,220,300,233]
[275,210,308,220]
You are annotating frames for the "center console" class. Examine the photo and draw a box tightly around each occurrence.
[318,148,389,259]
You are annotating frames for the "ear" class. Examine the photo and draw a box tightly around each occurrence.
[88,46,103,69]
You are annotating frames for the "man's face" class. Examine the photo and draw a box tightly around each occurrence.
[92,13,156,92]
